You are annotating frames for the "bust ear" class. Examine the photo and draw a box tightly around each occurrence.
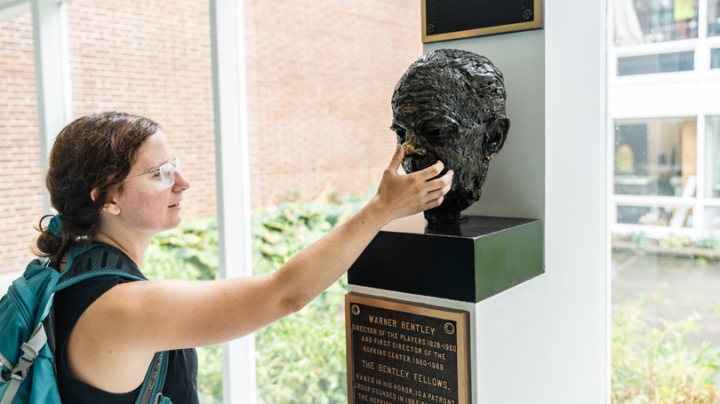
[484,115,510,160]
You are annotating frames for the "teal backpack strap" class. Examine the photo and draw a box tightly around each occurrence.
[0,323,47,404]
[56,242,146,291]
[135,351,170,404]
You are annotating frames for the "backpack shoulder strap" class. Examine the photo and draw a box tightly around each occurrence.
[135,351,170,404]
[56,243,146,291]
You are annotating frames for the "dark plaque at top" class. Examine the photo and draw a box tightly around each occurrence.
[346,294,470,404]
[422,0,543,43]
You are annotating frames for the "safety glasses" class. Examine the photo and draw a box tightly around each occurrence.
[125,157,181,188]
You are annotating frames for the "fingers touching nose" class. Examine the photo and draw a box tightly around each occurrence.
[403,142,427,157]
[402,130,427,157]
[402,138,427,157]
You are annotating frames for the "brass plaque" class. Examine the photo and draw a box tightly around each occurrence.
[346,294,470,404]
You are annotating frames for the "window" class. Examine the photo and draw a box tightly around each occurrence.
[617,51,694,75]
[614,118,696,198]
[611,0,720,400]
[615,0,699,46]
[708,0,720,36]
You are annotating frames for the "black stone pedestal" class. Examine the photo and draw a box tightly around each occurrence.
[348,214,543,303]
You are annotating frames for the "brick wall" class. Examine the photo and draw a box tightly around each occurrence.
[0,0,420,273]
[244,0,422,206]
[0,14,43,272]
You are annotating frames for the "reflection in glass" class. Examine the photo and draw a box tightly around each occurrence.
[617,205,693,227]
[705,116,720,197]
[704,207,720,233]
[709,0,720,36]
[614,118,697,197]
[615,0,699,46]
[617,51,694,75]
[713,49,720,69]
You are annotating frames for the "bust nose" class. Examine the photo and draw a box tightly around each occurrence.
[402,130,427,157]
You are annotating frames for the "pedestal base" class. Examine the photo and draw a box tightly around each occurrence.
[348,214,543,303]
[346,214,544,403]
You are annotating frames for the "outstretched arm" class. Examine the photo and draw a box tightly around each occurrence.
[268,144,452,316]
[77,145,452,352]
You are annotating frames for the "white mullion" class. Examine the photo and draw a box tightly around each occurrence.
[698,0,711,75]
[31,0,72,213]
[613,223,695,237]
[696,115,706,235]
[694,115,705,237]
[699,0,709,40]
[608,115,617,231]
[208,0,256,403]
[613,195,697,206]
[614,39,697,57]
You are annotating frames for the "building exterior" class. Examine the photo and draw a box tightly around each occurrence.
[610,0,720,239]
[0,0,421,272]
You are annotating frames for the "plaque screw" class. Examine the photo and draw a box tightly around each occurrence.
[351,305,361,316]
[444,322,455,335]
[523,9,533,20]
[427,24,435,34]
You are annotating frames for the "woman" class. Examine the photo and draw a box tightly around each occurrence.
[36,112,453,403]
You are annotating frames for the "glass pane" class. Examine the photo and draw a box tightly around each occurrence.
[611,2,720,402]
[66,0,223,401]
[617,51,694,76]
[704,206,720,234]
[709,0,720,36]
[241,2,422,402]
[615,0,699,46]
[0,13,43,288]
[612,251,720,348]
[706,116,720,197]
[712,49,720,69]
[614,118,697,197]
[617,205,693,227]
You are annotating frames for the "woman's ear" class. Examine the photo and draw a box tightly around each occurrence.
[92,188,121,215]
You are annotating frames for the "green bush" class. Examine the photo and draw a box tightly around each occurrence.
[612,300,720,403]
[144,218,223,404]
[252,191,367,404]
[144,191,369,404]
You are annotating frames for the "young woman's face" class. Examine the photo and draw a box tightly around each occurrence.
[114,130,190,234]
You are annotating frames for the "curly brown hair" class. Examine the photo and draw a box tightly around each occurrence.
[35,112,160,263]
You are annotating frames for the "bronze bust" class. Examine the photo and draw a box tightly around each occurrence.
[391,49,510,223]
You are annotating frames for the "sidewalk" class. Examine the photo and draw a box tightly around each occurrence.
[613,250,720,347]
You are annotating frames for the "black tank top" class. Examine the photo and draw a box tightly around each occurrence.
[54,274,200,403]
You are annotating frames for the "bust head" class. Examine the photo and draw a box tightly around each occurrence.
[391,49,510,223]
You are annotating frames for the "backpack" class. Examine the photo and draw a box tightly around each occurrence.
[0,242,171,404]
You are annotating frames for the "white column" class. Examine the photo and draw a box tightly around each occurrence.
[545,0,609,401]
[31,0,72,213]
[423,0,609,402]
[209,0,256,403]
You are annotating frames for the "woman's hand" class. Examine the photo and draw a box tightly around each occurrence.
[370,145,453,223]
